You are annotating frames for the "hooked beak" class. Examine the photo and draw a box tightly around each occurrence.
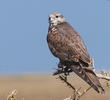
[49,17,54,23]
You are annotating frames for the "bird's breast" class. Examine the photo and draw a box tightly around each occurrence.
[47,26,64,47]
[48,27,59,39]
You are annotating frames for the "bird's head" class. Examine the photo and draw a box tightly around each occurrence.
[49,12,66,26]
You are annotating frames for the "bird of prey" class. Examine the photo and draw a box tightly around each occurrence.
[47,12,105,94]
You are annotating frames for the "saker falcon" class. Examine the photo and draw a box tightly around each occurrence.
[47,12,105,94]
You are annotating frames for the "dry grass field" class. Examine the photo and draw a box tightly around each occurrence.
[0,74,110,100]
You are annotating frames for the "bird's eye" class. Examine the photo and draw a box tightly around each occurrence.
[56,16,58,18]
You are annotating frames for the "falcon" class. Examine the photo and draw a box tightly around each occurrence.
[47,12,104,94]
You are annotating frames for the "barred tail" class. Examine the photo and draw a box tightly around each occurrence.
[70,65,105,94]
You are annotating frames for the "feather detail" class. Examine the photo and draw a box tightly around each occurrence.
[70,65,105,94]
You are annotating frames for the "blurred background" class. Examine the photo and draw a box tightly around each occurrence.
[0,0,110,75]
[0,1,110,100]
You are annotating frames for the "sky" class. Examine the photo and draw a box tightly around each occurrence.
[0,0,110,74]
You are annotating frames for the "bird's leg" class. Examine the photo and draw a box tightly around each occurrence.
[53,62,65,75]
[63,66,73,81]
[58,62,72,76]
[64,67,69,76]
[58,61,64,70]
[53,62,73,77]
[64,66,73,76]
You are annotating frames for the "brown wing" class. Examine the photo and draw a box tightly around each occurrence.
[58,22,90,64]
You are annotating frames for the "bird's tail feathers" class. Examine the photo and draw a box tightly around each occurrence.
[70,65,105,94]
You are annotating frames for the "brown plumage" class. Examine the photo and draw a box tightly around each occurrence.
[47,12,105,94]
